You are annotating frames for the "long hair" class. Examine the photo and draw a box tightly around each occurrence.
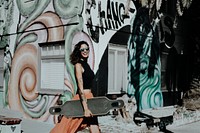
[70,41,89,65]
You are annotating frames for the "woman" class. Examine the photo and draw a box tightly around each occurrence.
[50,41,100,133]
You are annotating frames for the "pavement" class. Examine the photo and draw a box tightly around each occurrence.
[168,120,200,133]
[1,106,200,133]
[0,108,53,133]
[79,106,200,133]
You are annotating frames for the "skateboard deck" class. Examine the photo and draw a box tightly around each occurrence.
[49,96,124,118]
[133,111,173,131]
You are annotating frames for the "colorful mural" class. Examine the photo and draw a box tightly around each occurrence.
[0,0,136,123]
[1,0,193,124]
[127,1,163,110]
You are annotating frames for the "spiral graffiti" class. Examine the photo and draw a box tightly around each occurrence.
[8,44,59,120]
[17,11,64,48]
[8,44,37,116]
[138,64,162,109]
[8,12,65,121]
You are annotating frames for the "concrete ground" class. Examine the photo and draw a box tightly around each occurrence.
[0,108,53,133]
[1,105,200,133]
[21,119,53,133]
[168,120,200,133]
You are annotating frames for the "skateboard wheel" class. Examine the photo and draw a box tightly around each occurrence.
[54,108,61,112]
[50,107,61,113]
[158,121,166,131]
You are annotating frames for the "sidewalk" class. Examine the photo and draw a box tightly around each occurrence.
[0,108,54,133]
[1,106,200,133]
[86,106,200,133]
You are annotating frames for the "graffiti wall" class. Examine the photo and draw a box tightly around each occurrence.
[127,6,163,110]
[0,0,174,123]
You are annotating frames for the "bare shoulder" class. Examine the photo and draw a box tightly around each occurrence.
[75,63,82,68]
[75,63,82,71]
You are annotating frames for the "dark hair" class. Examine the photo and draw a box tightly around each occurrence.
[70,41,89,65]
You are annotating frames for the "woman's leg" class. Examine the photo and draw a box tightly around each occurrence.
[89,125,100,133]
[50,94,85,133]
[83,116,100,133]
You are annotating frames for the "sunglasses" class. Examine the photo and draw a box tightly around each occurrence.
[80,48,89,52]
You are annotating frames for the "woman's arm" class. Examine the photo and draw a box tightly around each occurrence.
[75,63,92,117]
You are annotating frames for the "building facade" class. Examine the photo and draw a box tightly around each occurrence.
[0,0,194,124]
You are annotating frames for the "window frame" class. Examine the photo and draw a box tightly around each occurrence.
[37,40,66,95]
[108,43,128,94]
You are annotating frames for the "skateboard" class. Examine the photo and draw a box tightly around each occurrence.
[49,96,124,118]
[133,111,173,131]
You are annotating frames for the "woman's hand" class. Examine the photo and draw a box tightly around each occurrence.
[84,109,93,117]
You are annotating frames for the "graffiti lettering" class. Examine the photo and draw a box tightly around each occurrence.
[86,0,135,43]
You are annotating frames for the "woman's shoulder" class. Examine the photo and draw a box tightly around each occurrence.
[75,62,82,67]
[75,63,84,73]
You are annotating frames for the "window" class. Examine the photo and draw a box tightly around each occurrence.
[108,44,128,94]
[38,40,65,94]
